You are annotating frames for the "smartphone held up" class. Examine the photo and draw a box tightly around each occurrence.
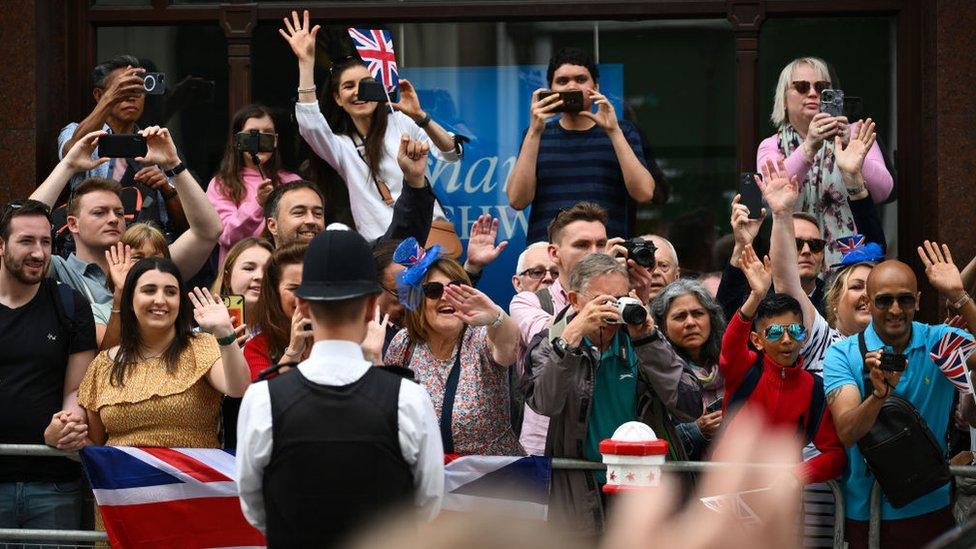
[538,90,585,113]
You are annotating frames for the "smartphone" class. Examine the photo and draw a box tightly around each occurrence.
[142,72,166,95]
[819,88,845,117]
[739,172,765,220]
[99,134,147,158]
[222,295,245,328]
[234,130,276,154]
[706,399,723,414]
[537,90,585,113]
[357,80,389,103]
[843,96,864,121]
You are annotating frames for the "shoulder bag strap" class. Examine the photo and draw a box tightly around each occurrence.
[858,331,871,398]
[353,132,395,206]
[439,326,467,454]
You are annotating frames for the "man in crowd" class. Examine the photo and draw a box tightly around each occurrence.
[824,250,976,548]
[30,129,221,339]
[263,181,327,247]
[643,234,680,301]
[237,229,443,547]
[0,200,96,533]
[525,253,701,535]
[512,241,558,294]
[506,47,656,243]
[59,54,186,232]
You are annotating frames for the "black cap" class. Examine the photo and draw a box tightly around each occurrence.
[294,229,381,301]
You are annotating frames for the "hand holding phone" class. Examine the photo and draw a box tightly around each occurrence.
[738,172,765,220]
[222,295,246,328]
[358,80,389,103]
[537,90,584,113]
[99,134,148,159]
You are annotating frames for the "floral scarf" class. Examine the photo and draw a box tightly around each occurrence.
[777,124,856,265]
[686,360,724,408]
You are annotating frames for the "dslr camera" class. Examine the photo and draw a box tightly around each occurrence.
[619,237,657,269]
[819,88,844,117]
[610,296,647,326]
[879,351,907,372]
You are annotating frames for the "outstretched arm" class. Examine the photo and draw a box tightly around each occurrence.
[32,131,109,207]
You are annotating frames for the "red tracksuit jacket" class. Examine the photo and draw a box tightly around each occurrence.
[718,311,846,483]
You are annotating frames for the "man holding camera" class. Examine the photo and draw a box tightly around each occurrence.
[524,253,701,536]
[506,47,656,243]
[823,249,976,548]
[58,54,186,233]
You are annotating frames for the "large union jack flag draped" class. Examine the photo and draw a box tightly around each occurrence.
[930,331,976,394]
[347,28,399,95]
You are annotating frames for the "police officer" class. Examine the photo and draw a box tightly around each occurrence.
[236,228,444,547]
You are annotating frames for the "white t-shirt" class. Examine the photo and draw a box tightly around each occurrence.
[295,102,459,240]
[800,312,843,376]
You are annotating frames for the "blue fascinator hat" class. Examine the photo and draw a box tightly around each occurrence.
[394,237,442,311]
[831,234,885,269]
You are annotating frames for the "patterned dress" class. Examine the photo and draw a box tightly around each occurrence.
[78,335,223,448]
[385,326,524,456]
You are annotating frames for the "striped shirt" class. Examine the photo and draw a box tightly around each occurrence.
[800,313,843,376]
[525,119,647,243]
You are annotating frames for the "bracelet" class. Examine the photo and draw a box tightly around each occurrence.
[951,292,973,310]
[110,309,120,314]
[488,309,504,329]
[415,112,431,128]
[163,162,186,178]
[846,185,867,196]
[297,85,317,94]
[216,332,238,346]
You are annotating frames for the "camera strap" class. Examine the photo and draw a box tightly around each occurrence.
[352,132,395,206]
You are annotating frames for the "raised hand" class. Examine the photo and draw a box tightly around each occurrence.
[134,166,170,192]
[278,10,320,63]
[561,295,621,347]
[529,89,562,134]
[97,66,145,107]
[918,240,965,299]
[627,260,654,305]
[756,158,800,215]
[362,305,390,365]
[442,284,502,326]
[63,130,110,173]
[730,194,765,247]
[256,178,274,207]
[802,112,838,156]
[188,287,235,339]
[283,305,314,361]
[834,118,877,177]
[396,134,429,187]
[579,90,621,133]
[136,126,180,171]
[465,214,508,272]
[741,244,772,296]
[390,79,424,121]
[105,242,133,292]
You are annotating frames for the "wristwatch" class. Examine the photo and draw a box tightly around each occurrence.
[553,337,580,357]
[846,185,867,196]
[415,113,432,128]
[163,162,186,178]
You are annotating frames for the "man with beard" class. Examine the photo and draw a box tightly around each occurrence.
[824,250,976,548]
[0,199,96,534]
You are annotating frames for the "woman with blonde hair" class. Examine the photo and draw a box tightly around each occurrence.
[757,56,892,263]
[212,236,274,336]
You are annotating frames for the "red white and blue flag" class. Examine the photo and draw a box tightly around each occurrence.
[930,331,976,394]
[442,455,551,520]
[836,234,866,255]
[80,447,266,549]
[347,28,399,95]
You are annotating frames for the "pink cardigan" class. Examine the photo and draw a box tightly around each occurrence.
[756,123,893,203]
[206,167,302,262]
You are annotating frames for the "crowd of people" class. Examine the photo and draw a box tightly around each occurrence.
[4,9,976,549]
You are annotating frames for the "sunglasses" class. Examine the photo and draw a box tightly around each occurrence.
[796,238,826,253]
[1,199,53,225]
[422,280,465,300]
[519,267,559,280]
[763,323,807,343]
[791,80,831,95]
[873,294,917,310]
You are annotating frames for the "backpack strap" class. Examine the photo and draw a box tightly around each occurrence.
[55,281,75,322]
[535,287,554,316]
[804,375,826,443]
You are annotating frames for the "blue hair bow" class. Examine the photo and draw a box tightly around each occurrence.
[394,237,442,311]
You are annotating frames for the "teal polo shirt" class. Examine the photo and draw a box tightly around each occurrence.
[823,321,973,521]
[583,330,638,483]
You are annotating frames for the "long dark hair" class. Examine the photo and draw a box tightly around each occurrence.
[323,57,389,179]
[253,241,307,362]
[111,257,195,387]
[216,104,287,205]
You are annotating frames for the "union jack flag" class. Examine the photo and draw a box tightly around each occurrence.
[836,234,866,255]
[347,28,399,95]
[930,331,976,394]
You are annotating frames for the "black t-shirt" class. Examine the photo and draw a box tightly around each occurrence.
[0,279,96,482]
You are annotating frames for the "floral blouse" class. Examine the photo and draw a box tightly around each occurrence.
[385,326,524,456]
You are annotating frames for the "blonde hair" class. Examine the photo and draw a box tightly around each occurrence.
[824,262,875,328]
[121,223,169,258]
[770,57,832,128]
[404,258,471,343]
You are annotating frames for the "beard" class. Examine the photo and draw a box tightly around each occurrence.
[3,254,49,285]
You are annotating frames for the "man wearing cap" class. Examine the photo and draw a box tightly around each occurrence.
[235,229,444,547]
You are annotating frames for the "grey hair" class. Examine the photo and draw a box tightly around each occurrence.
[515,241,550,275]
[567,253,628,294]
[770,57,832,127]
[92,55,142,88]
[650,279,726,366]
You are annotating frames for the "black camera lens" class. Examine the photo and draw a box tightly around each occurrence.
[621,304,647,325]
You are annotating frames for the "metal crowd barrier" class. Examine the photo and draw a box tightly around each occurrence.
[4,444,975,549]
